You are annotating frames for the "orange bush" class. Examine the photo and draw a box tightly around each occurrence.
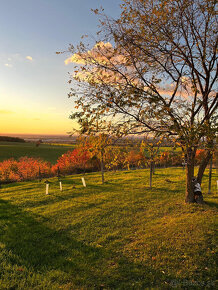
[124,150,144,169]
[52,147,93,175]
[0,157,51,182]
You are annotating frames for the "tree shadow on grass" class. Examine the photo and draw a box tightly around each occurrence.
[16,184,119,210]
[146,186,184,195]
[204,200,218,209]
[0,181,34,190]
[0,198,173,288]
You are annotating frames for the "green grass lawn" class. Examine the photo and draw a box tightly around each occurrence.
[0,168,217,289]
[0,142,75,164]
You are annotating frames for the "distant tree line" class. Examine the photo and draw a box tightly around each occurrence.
[0,136,26,143]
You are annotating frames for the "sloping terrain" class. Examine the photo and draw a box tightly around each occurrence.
[0,168,217,289]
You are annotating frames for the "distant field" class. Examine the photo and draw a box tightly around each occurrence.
[159,146,181,152]
[0,142,75,164]
[120,145,181,153]
[0,142,181,165]
[0,168,217,289]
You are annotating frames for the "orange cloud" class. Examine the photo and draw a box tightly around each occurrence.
[65,42,140,87]
[65,42,114,65]
[65,42,211,103]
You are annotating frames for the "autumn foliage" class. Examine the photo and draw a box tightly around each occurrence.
[0,157,50,183]
[0,147,208,183]
[51,147,94,175]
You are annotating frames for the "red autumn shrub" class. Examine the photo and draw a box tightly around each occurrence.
[0,157,51,182]
[124,150,144,169]
[0,159,20,182]
[17,157,51,180]
[52,147,93,174]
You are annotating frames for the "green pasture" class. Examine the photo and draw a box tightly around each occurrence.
[0,168,217,289]
[159,146,182,152]
[0,141,182,166]
[0,142,75,164]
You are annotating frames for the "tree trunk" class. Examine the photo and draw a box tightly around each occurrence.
[100,152,104,184]
[185,148,195,203]
[152,161,155,174]
[197,150,212,184]
[149,161,153,188]
[208,156,212,194]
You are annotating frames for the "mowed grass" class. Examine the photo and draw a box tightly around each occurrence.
[0,142,75,164]
[0,168,217,289]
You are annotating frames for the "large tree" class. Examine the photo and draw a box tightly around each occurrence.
[64,0,217,203]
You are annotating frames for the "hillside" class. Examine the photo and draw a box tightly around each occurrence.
[0,168,217,289]
[0,136,25,143]
[0,142,75,164]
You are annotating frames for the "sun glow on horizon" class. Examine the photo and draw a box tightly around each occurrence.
[0,108,77,135]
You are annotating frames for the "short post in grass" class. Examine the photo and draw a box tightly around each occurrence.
[182,161,187,171]
[57,167,63,192]
[81,177,86,187]
[45,180,51,195]
[182,154,187,171]
[59,181,63,191]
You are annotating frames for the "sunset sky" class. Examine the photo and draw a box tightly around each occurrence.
[0,0,121,135]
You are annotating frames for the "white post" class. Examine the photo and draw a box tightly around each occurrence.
[81,177,86,187]
[59,181,63,191]
[46,183,49,195]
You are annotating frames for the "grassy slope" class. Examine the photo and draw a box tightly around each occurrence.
[0,168,217,289]
[0,142,75,164]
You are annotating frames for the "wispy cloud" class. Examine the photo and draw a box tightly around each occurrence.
[26,56,33,61]
[0,110,14,114]
[1,54,34,68]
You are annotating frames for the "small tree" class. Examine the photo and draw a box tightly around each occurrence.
[140,138,162,188]
[78,134,112,184]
